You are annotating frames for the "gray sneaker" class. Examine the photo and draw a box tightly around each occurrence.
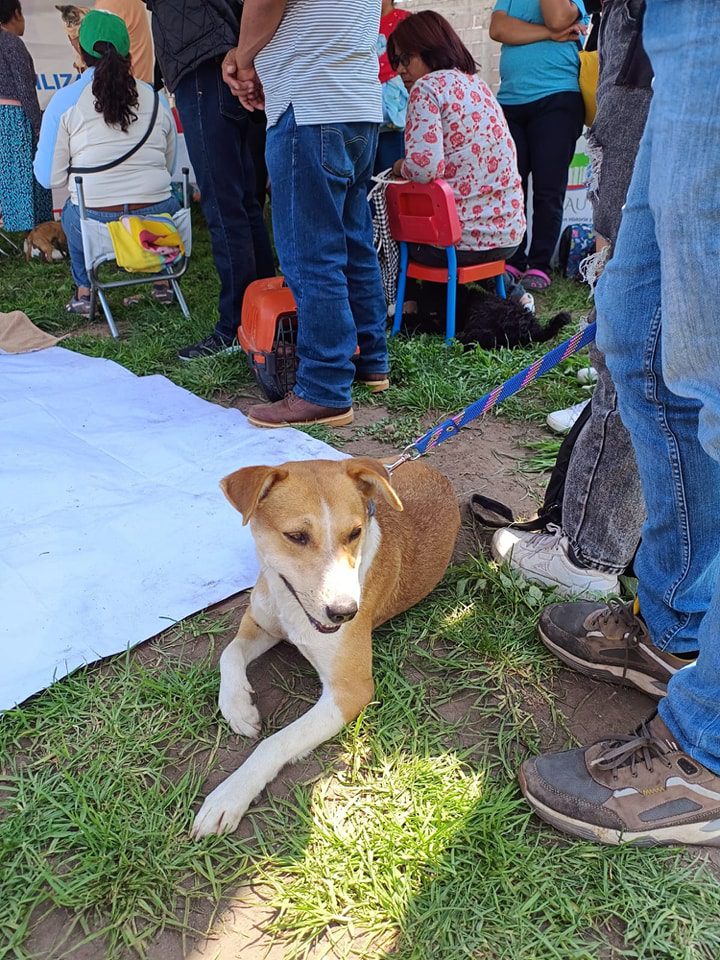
[519,714,720,847]
[538,598,691,699]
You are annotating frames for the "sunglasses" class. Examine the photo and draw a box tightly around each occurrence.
[394,52,420,68]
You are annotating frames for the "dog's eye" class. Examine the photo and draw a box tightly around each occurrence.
[284,531,309,545]
[348,527,362,542]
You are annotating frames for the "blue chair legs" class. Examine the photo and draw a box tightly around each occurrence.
[391,242,409,337]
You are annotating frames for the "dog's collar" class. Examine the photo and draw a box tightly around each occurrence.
[279,574,341,634]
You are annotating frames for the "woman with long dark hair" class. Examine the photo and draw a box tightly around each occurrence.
[0,0,52,231]
[387,11,530,309]
[35,10,178,315]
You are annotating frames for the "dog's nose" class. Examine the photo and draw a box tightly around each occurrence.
[325,601,358,624]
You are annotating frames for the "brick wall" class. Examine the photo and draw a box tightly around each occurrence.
[397,0,500,89]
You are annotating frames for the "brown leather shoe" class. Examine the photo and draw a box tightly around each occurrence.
[355,372,390,393]
[247,392,353,428]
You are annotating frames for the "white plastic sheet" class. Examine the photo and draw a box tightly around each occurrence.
[0,347,343,711]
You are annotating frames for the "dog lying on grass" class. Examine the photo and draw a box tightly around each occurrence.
[24,222,68,263]
[192,457,460,838]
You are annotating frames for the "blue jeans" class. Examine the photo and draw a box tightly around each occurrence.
[62,195,181,289]
[175,58,275,342]
[265,106,388,409]
[595,0,720,772]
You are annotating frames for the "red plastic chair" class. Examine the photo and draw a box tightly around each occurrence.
[385,179,506,344]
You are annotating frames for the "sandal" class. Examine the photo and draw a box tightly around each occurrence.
[152,282,175,305]
[65,294,91,316]
[521,268,552,291]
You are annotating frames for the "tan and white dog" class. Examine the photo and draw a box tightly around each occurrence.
[191,456,460,838]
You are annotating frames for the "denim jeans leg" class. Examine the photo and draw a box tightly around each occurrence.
[175,60,275,342]
[597,0,720,771]
[561,0,652,573]
[563,331,645,573]
[61,199,90,289]
[265,108,385,408]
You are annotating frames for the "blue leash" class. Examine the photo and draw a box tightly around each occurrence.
[388,322,597,471]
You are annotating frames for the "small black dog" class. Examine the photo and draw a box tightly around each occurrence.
[405,284,572,350]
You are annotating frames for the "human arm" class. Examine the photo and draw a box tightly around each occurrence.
[7,39,42,138]
[33,106,71,192]
[399,84,446,184]
[540,0,583,31]
[222,0,288,104]
[489,10,583,44]
[160,95,177,176]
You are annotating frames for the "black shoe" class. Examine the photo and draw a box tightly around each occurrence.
[177,334,242,362]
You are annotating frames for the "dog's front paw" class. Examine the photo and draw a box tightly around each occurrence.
[191,779,255,839]
[218,684,261,738]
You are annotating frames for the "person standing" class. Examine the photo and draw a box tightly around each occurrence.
[223,0,389,427]
[374,0,411,175]
[0,0,52,232]
[489,0,588,291]
[490,0,652,595]
[519,0,720,848]
[145,0,275,360]
[95,0,154,83]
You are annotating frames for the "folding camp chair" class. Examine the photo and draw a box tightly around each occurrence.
[75,168,193,338]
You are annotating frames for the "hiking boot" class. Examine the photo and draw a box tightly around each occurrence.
[538,598,691,699]
[177,333,242,362]
[519,714,720,847]
[491,525,620,597]
[247,392,353,428]
[546,399,590,434]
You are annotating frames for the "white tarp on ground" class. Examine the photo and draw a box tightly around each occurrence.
[0,347,342,712]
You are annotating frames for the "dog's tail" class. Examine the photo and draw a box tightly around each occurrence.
[533,311,573,343]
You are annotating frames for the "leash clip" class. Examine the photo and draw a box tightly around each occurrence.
[386,444,422,475]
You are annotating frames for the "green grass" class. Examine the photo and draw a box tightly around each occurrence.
[2,561,720,959]
[0,208,591,425]
[3,215,719,959]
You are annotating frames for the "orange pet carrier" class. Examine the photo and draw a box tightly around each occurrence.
[238,277,298,402]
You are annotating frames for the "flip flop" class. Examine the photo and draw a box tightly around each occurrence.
[521,269,552,291]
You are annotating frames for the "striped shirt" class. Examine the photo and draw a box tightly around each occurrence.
[255,0,383,128]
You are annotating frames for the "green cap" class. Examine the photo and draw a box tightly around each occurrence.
[79,9,131,59]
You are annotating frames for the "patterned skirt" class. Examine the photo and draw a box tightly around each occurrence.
[0,105,53,232]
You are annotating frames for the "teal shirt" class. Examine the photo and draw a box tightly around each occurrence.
[493,0,589,105]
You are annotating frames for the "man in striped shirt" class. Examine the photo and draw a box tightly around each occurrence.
[223,0,390,427]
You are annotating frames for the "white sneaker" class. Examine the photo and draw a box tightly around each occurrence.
[546,398,590,434]
[491,524,620,597]
[576,367,598,385]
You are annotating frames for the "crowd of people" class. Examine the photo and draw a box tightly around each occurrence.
[2,0,720,850]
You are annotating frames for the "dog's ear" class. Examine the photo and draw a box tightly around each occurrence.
[220,465,289,525]
[345,458,403,512]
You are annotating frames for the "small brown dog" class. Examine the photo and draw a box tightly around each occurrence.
[192,456,460,838]
[24,222,68,263]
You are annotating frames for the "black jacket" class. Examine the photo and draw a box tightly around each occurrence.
[145,0,243,92]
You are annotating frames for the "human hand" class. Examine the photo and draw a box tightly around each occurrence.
[391,158,405,178]
[236,67,265,112]
[549,21,586,42]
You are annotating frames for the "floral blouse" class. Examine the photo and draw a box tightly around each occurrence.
[400,69,525,252]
